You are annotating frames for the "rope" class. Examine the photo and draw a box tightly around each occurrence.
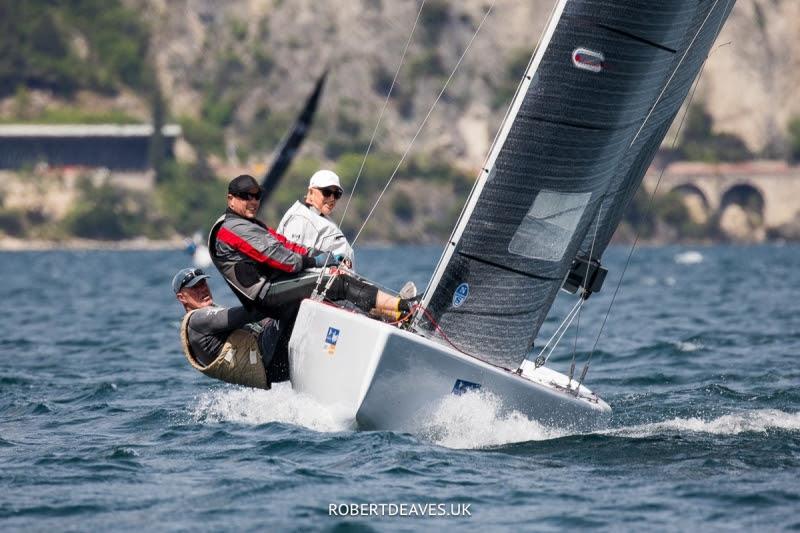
[575,0,731,393]
[415,305,484,360]
[351,0,498,247]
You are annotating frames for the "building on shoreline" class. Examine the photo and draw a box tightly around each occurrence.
[0,124,181,170]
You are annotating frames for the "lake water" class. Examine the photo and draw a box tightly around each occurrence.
[1,244,798,531]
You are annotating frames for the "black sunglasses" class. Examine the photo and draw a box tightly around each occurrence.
[233,190,262,201]
[179,268,205,291]
[316,187,342,200]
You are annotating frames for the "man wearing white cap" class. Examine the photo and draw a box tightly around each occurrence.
[278,169,355,268]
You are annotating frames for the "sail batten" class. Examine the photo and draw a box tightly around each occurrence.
[415,0,735,368]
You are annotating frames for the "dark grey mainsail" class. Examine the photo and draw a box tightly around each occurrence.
[415,0,735,369]
[577,0,735,260]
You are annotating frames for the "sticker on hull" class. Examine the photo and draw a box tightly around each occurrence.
[324,326,340,355]
[452,379,481,396]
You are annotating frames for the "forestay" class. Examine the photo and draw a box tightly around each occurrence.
[415,0,735,369]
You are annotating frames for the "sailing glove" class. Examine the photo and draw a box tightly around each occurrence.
[312,252,342,268]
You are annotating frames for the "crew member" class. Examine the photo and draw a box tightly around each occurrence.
[172,267,284,387]
[209,175,416,359]
[277,169,354,268]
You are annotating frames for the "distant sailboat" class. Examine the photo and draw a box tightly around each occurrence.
[288,0,735,431]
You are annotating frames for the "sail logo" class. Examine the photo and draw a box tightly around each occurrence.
[452,283,469,307]
[452,379,481,396]
[572,48,604,73]
[324,327,340,355]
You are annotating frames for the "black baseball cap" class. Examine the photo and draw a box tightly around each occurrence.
[228,174,260,194]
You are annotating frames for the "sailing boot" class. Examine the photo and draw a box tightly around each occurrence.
[398,281,417,299]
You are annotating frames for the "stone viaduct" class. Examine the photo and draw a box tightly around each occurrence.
[642,160,800,232]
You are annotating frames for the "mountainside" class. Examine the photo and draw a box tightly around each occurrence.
[1,0,799,245]
[131,0,800,166]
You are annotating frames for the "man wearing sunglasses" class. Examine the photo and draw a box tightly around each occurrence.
[172,267,281,388]
[278,169,354,269]
[210,175,417,343]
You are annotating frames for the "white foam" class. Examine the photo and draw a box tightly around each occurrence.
[608,409,800,438]
[674,250,704,264]
[415,390,568,449]
[674,340,703,352]
[190,382,355,432]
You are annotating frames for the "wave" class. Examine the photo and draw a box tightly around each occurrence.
[607,409,800,438]
[190,383,355,432]
[415,390,568,449]
[189,385,800,450]
[673,340,703,352]
[416,405,800,448]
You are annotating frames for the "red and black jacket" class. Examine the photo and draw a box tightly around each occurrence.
[209,210,313,307]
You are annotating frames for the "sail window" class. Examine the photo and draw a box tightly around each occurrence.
[509,190,592,262]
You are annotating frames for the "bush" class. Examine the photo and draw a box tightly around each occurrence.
[266,156,322,214]
[0,0,152,97]
[179,116,225,156]
[155,162,227,235]
[63,179,151,239]
[788,116,800,164]
[419,0,450,45]
[335,152,399,195]
[492,48,531,110]
[372,65,394,96]
[623,188,711,240]
[0,208,28,237]
[407,51,445,80]
[679,102,751,162]
[391,191,415,222]
[247,108,293,154]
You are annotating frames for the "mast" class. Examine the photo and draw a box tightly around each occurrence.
[413,0,736,369]
[417,0,570,319]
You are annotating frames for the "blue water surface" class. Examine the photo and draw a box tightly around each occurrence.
[1,244,798,531]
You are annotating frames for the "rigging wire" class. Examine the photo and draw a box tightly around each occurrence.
[411,0,561,330]
[565,210,601,386]
[536,297,585,367]
[350,0,498,247]
[313,2,427,300]
[337,0,427,230]
[575,0,732,393]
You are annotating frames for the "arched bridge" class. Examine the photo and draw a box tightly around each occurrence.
[642,161,800,233]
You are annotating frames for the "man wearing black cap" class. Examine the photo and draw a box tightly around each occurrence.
[173,267,281,387]
[210,174,413,315]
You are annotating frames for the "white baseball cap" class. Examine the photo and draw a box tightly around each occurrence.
[308,170,343,192]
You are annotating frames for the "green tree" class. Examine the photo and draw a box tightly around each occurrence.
[788,116,800,164]
[679,102,751,162]
[155,162,227,235]
[63,179,150,239]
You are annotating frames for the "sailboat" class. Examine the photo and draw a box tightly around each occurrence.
[288,0,735,431]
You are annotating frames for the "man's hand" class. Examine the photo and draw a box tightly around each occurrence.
[313,252,341,268]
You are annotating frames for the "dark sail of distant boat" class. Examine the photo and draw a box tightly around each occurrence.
[257,71,327,216]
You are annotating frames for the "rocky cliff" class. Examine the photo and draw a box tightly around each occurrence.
[130,0,800,168]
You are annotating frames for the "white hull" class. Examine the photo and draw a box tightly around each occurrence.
[289,299,611,432]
